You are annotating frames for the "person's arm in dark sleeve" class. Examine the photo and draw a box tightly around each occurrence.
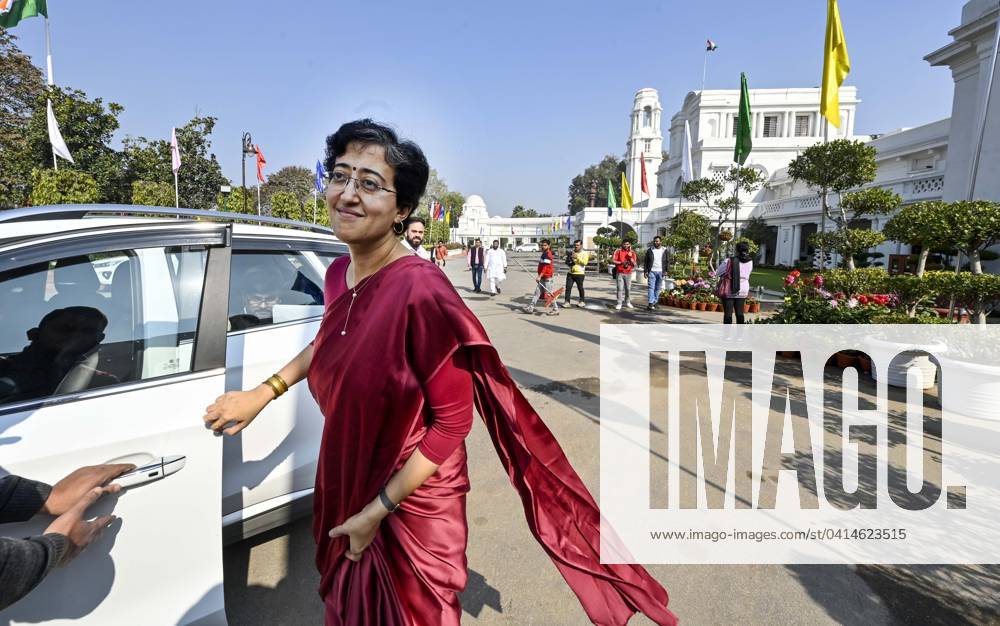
[0,475,69,610]
[0,534,70,610]
[418,350,474,465]
[0,476,51,523]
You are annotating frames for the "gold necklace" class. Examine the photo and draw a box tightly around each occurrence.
[340,244,399,336]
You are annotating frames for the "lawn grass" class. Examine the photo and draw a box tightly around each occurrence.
[751,267,816,291]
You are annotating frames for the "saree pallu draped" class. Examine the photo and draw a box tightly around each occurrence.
[308,255,678,626]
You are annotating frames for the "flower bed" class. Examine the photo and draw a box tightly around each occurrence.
[658,278,759,313]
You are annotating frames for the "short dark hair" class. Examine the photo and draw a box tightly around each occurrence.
[653,235,661,241]
[736,241,751,255]
[574,239,582,245]
[324,119,429,215]
[540,238,550,245]
[403,215,425,229]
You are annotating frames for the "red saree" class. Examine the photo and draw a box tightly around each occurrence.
[308,255,678,626]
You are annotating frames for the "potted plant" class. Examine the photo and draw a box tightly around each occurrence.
[746,297,760,313]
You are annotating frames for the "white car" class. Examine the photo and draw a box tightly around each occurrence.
[514,242,540,252]
[0,205,346,625]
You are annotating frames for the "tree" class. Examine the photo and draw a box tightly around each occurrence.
[722,165,766,239]
[269,191,302,221]
[665,210,711,263]
[883,202,950,277]
[30,168,98,205]
[938,200,1000,275]
[123,116,228,210]
[440,190,465,226]
[741,216,771,248]
[567,155,625,214]
[20,86,127,204]
[262,166,313,208]
[131,180,174,207]
[217,186,257,215]
[681,178,726,266]
[511,205,539,218]
[417,168,449,214]
[788,139,878,267]
[0,29,45,208]
[825,187,902,270]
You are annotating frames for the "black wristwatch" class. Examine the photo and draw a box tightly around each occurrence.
[378,488,399,513]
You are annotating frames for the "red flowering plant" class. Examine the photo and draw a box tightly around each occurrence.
[765,270,898,324]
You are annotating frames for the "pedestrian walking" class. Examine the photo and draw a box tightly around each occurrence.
[467,238,485,293]
[434,241,448,268]
[612,240,638,311]
[643,236,669,310]
[202,119,677,626]
[484,240,507,295]
[564,239,589,307]
[715,241,754,324]
[524,238,559,315]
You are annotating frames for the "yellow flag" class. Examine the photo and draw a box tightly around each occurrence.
[821,0,850,128]
[620,172,633,211]
[444,209,450,224]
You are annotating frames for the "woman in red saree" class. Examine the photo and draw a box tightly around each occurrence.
[203,119,678,626]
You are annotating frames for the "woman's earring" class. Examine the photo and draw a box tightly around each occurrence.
[393,220,404,235]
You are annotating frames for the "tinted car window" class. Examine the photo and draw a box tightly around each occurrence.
[0,247,208,407]
[228,251,325,331]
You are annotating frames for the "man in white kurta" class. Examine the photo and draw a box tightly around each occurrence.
[484,240,507,295]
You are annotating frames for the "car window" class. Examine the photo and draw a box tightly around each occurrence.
[228,250,325,332]
[315,250,344,269]
[0,246,208,407]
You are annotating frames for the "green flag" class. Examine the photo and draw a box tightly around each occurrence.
[734,72,752,165]
[606,179,616,217]
[0,0,48,28]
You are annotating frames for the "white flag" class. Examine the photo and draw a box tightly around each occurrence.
[46,99,74,164]
[681,119,694,183]
[171,127,182,174]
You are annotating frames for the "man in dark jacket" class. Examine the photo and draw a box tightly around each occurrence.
[1,463,133,610]
[643,236,670,310]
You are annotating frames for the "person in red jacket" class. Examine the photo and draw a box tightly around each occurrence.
[524,239,558,315]
[612,240,637,311]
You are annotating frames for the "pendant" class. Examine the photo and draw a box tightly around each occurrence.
[341,330,347,336]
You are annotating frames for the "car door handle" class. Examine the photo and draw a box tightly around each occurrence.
[115,455,186,488]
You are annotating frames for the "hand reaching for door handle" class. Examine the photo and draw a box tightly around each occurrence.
[42,463,135,516]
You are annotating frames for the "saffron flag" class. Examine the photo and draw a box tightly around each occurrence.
[734,72,752,165]
[255,145,267,183]
[706,39,718,52]
[606,179,616,217]
[170,128,182,174]
[620,172,633,211]
[821,0,851,128]
[315,160,325,192]
[640,154,649,195]
[0,0,47,28]
[46,99,74,164]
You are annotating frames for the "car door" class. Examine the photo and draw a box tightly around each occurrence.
[220,238,344,539]
[0,222,232,626]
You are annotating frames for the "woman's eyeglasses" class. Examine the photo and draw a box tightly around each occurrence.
[326,171,396,195]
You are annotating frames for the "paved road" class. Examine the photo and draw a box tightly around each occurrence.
[224,257,999,625]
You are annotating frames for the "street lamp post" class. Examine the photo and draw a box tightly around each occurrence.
[241,132,254,213]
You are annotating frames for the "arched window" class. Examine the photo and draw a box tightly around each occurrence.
[643,106,652,127]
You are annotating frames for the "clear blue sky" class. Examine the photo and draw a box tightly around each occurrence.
[14,0,961,216]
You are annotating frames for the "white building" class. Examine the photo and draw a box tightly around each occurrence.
[454,194,573,248]
[571,0,998,272]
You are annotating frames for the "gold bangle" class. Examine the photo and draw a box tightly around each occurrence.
[263,374,289,398]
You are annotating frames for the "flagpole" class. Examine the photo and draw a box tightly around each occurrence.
[702,50,708,92]
[44,17,58,170]
[174,172,179,208]
[256,182,262,216]
[967,2,1000,203]
[313,189,318,222]
[820,119,828,269]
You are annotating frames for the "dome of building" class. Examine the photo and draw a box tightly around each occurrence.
[464,194,486,208]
